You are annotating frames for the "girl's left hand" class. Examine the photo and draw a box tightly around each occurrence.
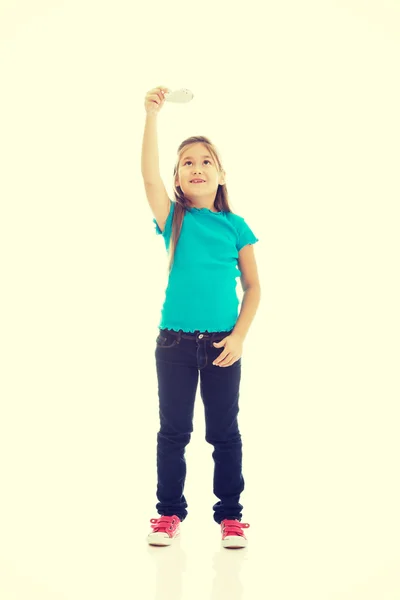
[213,333,243,367]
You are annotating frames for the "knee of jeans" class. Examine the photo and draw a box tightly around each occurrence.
[158,430,192,445]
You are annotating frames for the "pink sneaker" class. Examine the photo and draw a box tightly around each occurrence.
[147,515,181,546]
[220,519,250,549]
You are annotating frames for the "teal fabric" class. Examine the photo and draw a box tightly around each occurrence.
[153,201,259,333]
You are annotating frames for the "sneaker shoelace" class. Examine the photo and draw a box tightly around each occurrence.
[221,519,250,537]
[150,516,178,534]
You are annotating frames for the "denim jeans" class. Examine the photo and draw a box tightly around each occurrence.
[154,327,245,525]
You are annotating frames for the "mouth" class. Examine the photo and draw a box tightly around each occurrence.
[190,180,206,184]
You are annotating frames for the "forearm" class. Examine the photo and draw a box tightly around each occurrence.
[141,114,161,183]
[232,286,261,340]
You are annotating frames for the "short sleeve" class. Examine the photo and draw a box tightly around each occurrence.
[153,200,174,238]
[236,216,259,252]
[153,219,163,235]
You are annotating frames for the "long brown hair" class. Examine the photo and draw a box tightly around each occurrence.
[167,136,234,275]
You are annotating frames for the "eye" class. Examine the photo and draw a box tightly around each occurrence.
[184,160,211,166]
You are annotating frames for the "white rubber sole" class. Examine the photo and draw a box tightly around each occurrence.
[222,535,248,549]
[147,528,181,546]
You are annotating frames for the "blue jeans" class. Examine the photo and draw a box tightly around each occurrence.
[154,327,245,525]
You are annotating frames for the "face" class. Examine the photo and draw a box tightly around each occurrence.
[175,144,225,196]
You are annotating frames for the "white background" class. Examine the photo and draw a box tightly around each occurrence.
[1,1,399,598]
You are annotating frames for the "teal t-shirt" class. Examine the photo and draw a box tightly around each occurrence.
[153,201,259,333]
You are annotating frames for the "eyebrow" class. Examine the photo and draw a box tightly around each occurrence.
[181,155,213,162]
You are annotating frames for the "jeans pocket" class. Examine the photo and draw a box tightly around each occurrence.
[210,337,225,360]
[156,331,178,349]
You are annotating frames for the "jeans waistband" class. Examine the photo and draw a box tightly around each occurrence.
[160,328,233,342]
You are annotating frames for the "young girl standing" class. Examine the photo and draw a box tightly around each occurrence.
[141,86,261,549]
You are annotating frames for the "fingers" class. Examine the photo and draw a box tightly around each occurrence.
[155,86,171,102]
[217,360,236,367]
[145,86,171,111]
[149,90,162,105]
[214,355,239,367]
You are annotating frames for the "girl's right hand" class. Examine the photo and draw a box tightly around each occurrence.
[144,86,171,115]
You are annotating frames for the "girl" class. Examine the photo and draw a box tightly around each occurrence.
[141,86,261,549]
